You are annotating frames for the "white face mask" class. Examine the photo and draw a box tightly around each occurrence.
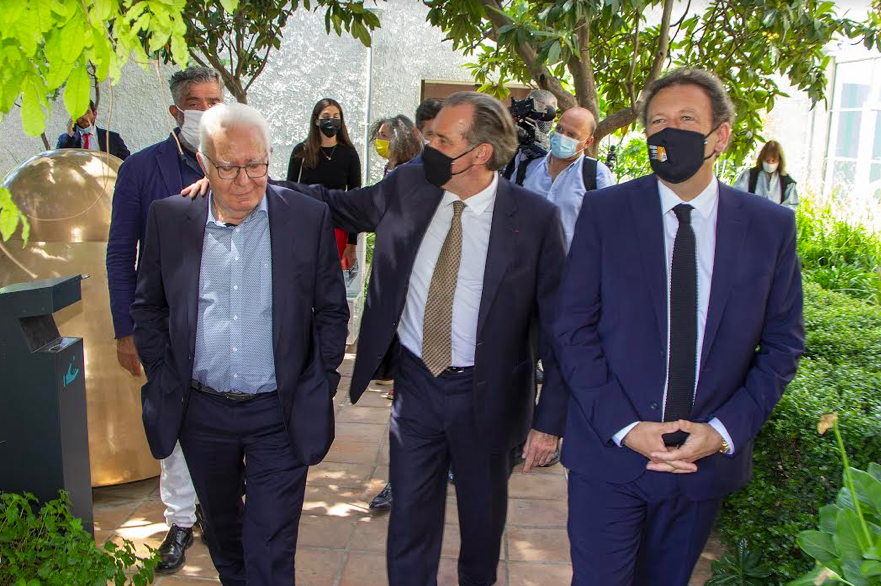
[762,161,778,174]
[179,109,204,151]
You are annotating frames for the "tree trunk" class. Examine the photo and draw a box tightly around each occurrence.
[40,132,50,150]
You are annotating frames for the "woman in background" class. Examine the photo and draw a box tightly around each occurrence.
[288,98,362,267]
[369,114,423,178]
[734,140,798,209]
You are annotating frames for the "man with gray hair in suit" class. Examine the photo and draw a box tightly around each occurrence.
[131,103,349,586]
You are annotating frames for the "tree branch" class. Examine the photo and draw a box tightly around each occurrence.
[476,0,577,109]
[566,21,599,119]
[626,14,640,110]
[243,43,273,94]
[594,0,675,142]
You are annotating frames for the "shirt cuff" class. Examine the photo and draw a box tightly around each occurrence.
[613,422,640,447]
[709,417,735,455]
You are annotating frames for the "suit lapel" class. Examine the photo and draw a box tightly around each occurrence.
[157,134,184,197]
[476,179,516,336]
[700,185,748,367]
[395,182,444,308]
[266,187,291,351]
[628,175,667,343]
[97,128,107,152]
[183,195,209,360]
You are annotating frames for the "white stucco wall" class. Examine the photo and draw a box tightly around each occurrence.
[0,0,476,185]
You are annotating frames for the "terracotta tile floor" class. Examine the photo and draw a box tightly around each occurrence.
[92,353,722,585]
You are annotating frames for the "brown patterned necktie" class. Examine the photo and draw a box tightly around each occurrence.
[422,200,466,376]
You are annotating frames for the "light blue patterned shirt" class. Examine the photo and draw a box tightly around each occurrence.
[521,153,615,250]
[192,193,276,393]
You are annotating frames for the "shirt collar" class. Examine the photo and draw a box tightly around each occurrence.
[206,191,269,227]
[442,172,498,216]
[657,176,719,219]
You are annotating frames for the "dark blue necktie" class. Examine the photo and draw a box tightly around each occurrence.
[663,203,698,447]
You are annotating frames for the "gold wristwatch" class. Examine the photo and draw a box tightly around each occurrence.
[719,439,731,454]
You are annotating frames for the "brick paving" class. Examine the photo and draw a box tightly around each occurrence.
[92,352,722,585]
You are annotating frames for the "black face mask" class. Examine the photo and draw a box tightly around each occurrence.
[422,144,477,188]
[647,126,718,184]
[318,118,342,138]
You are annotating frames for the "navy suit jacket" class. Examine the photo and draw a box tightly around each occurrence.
[56,127,130,160]
[556,174,804,500]
[107,134,198,339]
[286,164,569,451]
[130,184,349,464]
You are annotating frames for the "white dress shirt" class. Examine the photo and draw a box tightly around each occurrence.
[613,177,735,453]
[520,153,614,249]
[397,173,497,367]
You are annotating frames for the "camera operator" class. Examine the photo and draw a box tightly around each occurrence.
[516,106,614,249]
[502,89,557,183]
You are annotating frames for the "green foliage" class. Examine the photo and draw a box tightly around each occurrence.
[0,187,29,244]
[0,492,158,585]
[0,0,205,137]
[797,198,881,304]
[716,282,881,585]
[788,416,881,586]
[157,0,380,103]
[600,137,649,183]
[426,0,881,169]
[706,539,773,586]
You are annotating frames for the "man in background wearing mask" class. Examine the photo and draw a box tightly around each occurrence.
[521,106,614,249]
[106,65,223,575]
[555,68,804,586]
[287,91,568,586]
[56,99,130,160]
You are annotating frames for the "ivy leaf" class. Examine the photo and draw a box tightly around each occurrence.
[63,60,90,122]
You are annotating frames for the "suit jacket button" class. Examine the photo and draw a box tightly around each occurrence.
[650,402,659,410]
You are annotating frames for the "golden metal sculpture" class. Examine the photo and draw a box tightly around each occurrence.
[0,149,159,487]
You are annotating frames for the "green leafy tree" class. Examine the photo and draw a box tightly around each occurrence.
[159,0,380,103]
[426,0,881,165]
[0,0,239,244]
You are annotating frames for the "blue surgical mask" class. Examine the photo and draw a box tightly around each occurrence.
[550,133,581,160]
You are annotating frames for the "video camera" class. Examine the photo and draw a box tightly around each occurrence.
[508,97,556,159]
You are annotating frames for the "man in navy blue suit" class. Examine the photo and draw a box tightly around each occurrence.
[105,66,223,573]
[131,103,348,586]
[555,68,805,586]
[288,91,568,586]
[56,100,130,160]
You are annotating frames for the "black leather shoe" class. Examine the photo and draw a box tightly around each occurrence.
[369,483,393,510]
[156,524,194,574]
[195,504,209,544]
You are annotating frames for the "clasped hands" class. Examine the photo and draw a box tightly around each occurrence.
[622,420,723,473]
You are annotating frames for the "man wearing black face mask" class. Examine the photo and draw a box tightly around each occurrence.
[555,68,805,586]
[284,91,568,586]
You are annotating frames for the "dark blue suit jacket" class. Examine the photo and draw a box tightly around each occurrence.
[287,164,569,451]
[56,127,130,160]
[556,174,804,499]
[107,133,200,339]
[130,184,349,464]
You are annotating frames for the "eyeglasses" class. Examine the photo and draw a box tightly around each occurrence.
[201,153,269,180]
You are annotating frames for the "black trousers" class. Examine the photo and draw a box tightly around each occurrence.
[387,348,512,586]
[179,389,308,586]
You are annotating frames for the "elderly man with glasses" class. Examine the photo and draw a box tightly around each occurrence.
[131,103,349,586]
